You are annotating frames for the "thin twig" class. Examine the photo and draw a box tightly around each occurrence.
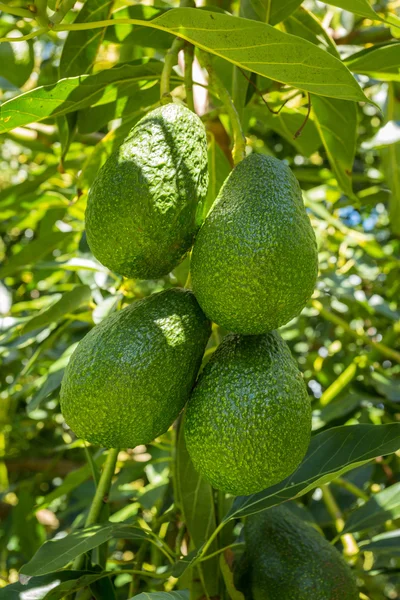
[294,93,312,139]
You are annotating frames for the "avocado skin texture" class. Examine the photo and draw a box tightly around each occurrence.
[184,332,311,495]
[86,103,208,279]
[235,505,358,600]
[60,289,210,449]
[191,153,318,334]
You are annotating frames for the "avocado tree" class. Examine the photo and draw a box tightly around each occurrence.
[0,0,400,599]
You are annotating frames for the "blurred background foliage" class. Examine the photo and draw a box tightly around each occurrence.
[0,0,400,598]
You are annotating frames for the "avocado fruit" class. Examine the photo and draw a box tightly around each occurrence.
[235,504,359,600]
[86,103,208,279]
[184,331,311,495]
[60,288,210,449]
[191,153,318,334]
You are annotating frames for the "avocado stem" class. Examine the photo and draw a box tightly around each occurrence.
[197,49,246,165]
[72,447,119,572]
[160,37,185,102]
[184,42,195,112]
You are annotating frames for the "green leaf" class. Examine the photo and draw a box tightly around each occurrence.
[325,0,383,21]
[59,0,115,78]
[240,0,304,26]
[128,592,189,600]
[0,571,99,600]
[20,523,150,577]
[0,231,75,279]
[0,61,163,133]
[149,8,366,101]
[224,423,400,521]
[176,421,219,596]
[359,530,400,555]
[248,104,321,157]
[283,7,340,57]
[381,83,400,236]
[312,96,357,198]
[343,483,400,534]
[345,42,400,81]
[22,285,91,334]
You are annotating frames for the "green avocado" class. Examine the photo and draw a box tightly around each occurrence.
[0,32,34,88]
[235,504,359,600]
[184,332,311,495]
[60,288,210,449]
[191,153,318,334]
[86,103,208,279]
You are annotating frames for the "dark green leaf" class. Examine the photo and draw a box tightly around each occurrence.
[240,0,304,26]
[312,96,357,198]
[283,7,340,57]
[0,571,99,600]
[22,285,91,334]
[343,482,400,534]
[359,530,400,555]
[20,523,150,577]
[224,423,400,521]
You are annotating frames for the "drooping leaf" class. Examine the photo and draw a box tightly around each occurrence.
[343,482,400,534]
[312,95,357,198]
[224,423,400,521]
[325,0,383,21]
[345,42,400,81]
[22,285,91,334]
[20,523,152,577]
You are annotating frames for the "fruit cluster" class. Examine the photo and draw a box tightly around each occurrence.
[60,102,318,496]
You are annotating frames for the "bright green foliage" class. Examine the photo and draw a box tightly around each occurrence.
[235,504,359,600]
[60,288,210,449]
[184,332,311,495]
[86,103,208,279]
[191,154,318,334]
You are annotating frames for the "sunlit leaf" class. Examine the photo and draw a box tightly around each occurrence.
[343,482,400,533]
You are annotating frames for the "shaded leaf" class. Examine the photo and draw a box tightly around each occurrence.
[359,530,400,555]
[224,423,400,521]
[283,7,340,57]
[0,231,75,279]
[312,96,357,198]
[0,571,99,600]
[176,421,219,596]
[343,482,400,534]
[20,523,150,577]
[22,285,91,334]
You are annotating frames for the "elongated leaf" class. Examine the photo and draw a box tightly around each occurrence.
[381,83,400,236]
[149,8,366,101]
[345,42,400,81]
[312,96,357,198]
[325,0,382,20]
[176,421,219,596]
[22,285,91,334]
[343,482,400,534]
[0,571,98,600]
[224,423,400,521]
[239,0,304,25]
[60,0,115,78]
[128,592,189,600]
[0,61,163,133]
[359,530,400,555]
[20,523,150,577]
[0,231,75,279]
[271,1,303,25]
